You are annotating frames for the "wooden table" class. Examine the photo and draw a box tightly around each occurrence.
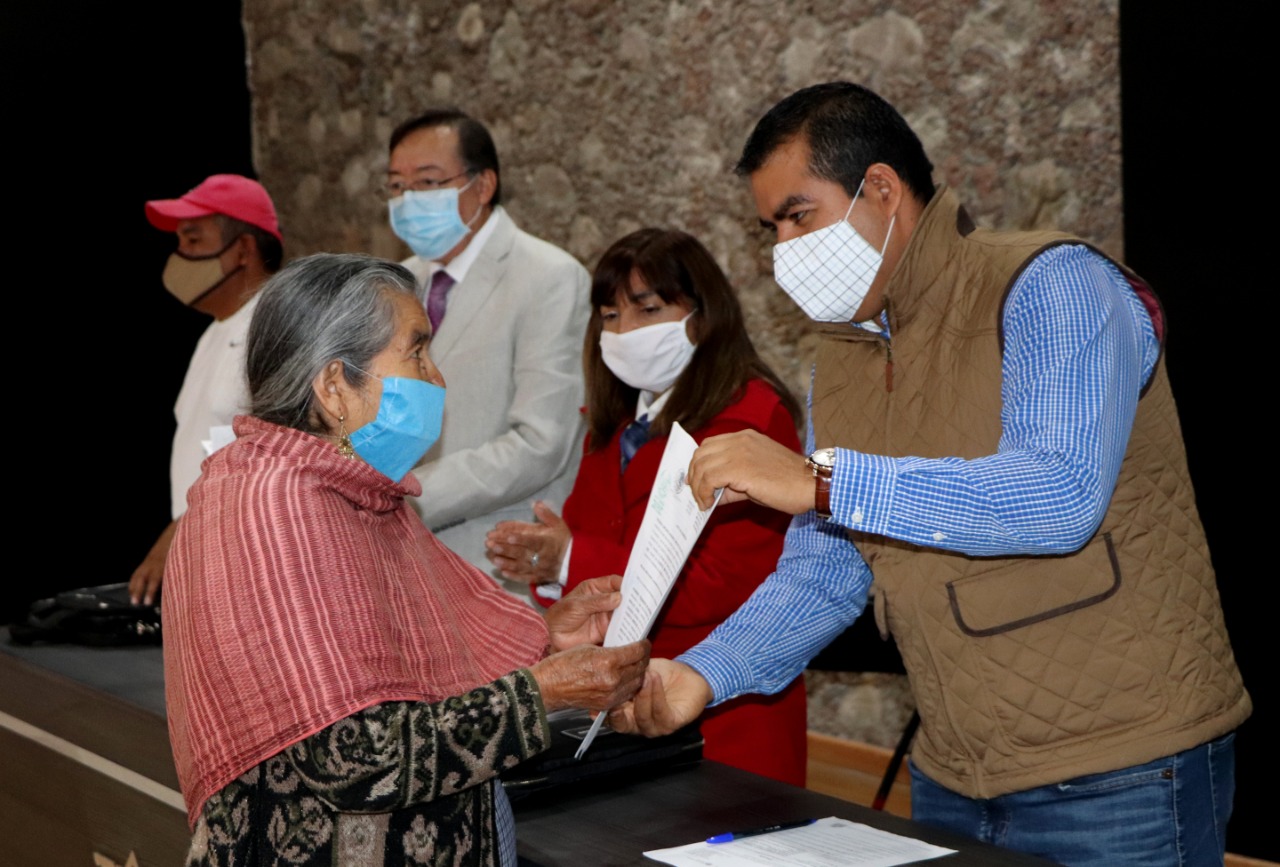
[0,643,188,867]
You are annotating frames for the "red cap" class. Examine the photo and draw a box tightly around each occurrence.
[145,174,282,242]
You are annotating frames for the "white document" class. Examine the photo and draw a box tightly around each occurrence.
[643,816,956,867]
[202,424,237,457]
[575,422,719,758]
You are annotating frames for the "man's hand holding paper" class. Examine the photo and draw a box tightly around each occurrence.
[685,429,812,514]
[609,658,712,737]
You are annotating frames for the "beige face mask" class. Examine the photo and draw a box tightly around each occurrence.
[161,237,243,306]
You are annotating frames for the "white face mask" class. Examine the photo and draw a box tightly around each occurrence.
[599,313,696,394]
[771,179,895,322]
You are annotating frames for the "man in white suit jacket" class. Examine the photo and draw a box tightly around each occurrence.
[386,109,589,596]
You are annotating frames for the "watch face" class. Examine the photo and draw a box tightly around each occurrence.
[809,447,836,468]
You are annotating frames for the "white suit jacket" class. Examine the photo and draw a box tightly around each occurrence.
[402,207,589,591]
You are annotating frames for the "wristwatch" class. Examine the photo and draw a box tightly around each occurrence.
[805,447,836,518]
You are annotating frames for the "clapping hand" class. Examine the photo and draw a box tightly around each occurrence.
[486,501,571,584]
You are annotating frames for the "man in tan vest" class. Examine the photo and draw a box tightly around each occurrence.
[613,82,1249,866]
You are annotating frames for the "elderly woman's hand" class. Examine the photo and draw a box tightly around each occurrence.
[545,574,623,652]
[486,501,571,585]
[530,640,650,712]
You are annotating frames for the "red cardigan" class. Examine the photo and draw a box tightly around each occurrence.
[541,378,808,784]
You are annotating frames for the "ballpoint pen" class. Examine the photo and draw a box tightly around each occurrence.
[706,818,816,844]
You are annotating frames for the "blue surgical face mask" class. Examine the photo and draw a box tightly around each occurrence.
[348,377,446,482]
[388,177,480,261]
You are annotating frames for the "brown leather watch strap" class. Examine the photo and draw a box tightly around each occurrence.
[814,468,833,518]
[805,448,835,519]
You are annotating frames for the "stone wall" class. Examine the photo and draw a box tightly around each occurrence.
[242,0,1120,746]
[243,0,1119,400]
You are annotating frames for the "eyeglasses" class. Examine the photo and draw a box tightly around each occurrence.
[381,170,474,201]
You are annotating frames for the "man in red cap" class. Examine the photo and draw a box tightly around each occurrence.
[130,174,284,605]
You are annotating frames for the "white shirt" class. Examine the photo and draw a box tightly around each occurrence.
[636,387,673,421]
[169,293,258,519]
[423,205,502,301]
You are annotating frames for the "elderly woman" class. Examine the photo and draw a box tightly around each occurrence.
[163,253,647,866]
[485,229,807,785]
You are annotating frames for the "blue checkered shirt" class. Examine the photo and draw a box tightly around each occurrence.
[679,244,1161,703]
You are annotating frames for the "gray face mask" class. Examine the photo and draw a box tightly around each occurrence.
[771,180,894,322]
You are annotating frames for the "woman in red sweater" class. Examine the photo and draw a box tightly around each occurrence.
[486,228,808,785]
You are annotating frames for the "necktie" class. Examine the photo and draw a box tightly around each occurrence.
[427,270,455,333]
[619,414,651,473]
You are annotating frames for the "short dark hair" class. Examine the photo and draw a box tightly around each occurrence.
[217,215,284,274]
[584,228,800,449]
[389,108,502,205]
[736,82,935,205]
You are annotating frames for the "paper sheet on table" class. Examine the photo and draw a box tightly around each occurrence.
[575,421,720,758]
[643,816,956,867]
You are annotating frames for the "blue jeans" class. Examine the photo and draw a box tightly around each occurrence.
[909,732,1236,867]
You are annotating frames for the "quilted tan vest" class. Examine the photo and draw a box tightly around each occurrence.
[813,187,1249,799]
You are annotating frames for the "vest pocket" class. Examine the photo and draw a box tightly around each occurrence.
[946,533,1120,637]
[945,534,1168,748]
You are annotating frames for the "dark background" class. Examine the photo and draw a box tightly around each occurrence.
[1119,5,1267,860]
[8,3,1268,860]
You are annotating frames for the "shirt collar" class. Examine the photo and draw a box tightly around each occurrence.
[429,204,503,285]
[636,387,673,421]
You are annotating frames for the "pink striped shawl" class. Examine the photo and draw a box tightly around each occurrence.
[162,416,549,826]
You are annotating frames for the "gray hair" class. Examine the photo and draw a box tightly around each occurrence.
[246,253,418,433]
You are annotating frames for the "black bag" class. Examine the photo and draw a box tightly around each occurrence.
[502,709,702,801]
[9,583,162,646]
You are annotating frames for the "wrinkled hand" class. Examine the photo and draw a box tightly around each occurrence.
[608,659,713,737]
[129,520,177,605]
[530,640,650,713]
[687,430,812,513]
[486,501,571,585]
[545,574,623,652]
